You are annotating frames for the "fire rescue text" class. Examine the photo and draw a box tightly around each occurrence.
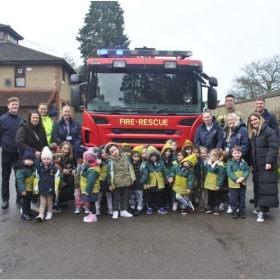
[119,118,168,126]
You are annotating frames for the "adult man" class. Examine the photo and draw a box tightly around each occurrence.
[255,97,279,139]
[0,97,24,209]
[216,94,244,127]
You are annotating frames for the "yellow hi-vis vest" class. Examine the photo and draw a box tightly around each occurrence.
[80,166,100,194]
[228,171,247,189]
[204,173,219,191]
[148,172,165,189]
[172,175,189,195]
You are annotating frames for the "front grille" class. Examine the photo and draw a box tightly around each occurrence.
[112,138,167,144]
[112,129,174,135]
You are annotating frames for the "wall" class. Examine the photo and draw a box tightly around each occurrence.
[211,95,280,123]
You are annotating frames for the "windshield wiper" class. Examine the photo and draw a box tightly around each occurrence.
[154,105,190,114]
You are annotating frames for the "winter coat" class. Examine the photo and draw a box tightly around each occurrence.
[80,164,100,194]
[16,120,48,159]
[204,160,226,191]
[223,121,250,160]
[52,117,82,147]
[131,161,146,191]
[194,119,224,151]
[141,148,170,191]
[0,111,24,153]
[105,142,136,188]
[226,159,250,189]
[260,109,279,140]
[37,163,58,195]
[14,161,37,193]
[250,122,279,208]
[170,162,194,195]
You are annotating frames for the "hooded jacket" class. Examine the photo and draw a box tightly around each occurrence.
[250,122,279,208]
[141,148,170,191]
[223,121,250,159]
[259,109,279,140]
[16,120,48,159]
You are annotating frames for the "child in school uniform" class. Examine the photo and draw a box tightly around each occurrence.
[226,145,250,219]
[80,147,100,223]
[36,147,58,222]
[128,149,146,216]
[170,153,197,214]
[95,145,113,215]
[14,150,37,220]
[161,143,174,209]
[182,139,194,156]
[166,139,178,161]
[204,148,226,216]
[141,146,173,215]
[105,142,136,220]
[73,145,90,214]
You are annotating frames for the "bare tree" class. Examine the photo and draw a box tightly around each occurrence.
[227,55,280,101]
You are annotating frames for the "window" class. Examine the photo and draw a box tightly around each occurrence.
[0,32,4,40]
[15,65,25,87]
[7,34,17,44]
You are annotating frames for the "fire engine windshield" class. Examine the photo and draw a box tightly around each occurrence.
[86,72,202,114]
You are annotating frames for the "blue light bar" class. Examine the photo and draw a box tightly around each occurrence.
[116,50,123,55]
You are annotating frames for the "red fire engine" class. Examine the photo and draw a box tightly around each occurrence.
[70,47,218,149]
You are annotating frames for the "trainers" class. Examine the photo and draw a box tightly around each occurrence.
[84,207,90,214]
[218,202,225,211]
[120,210,133,217]
[158,207,167,214]
[112,211,119,219]
[253,208,270,215]
[257,212,264,223]
[181,209,187,215]
[164,202,170,209]
[185,200,195,212]
[45,212,52,220]
[172,202,178,211]
[84,213,97,223]
[75,207,81,214]
[52,205,62,213]
[133,209,141,216]
[227,205,233,214]
[232,211,238,219]
[36,214,44,222]
[195,205,205,212]
[213,206,219,216]
[206,207,212,214]
[146,208,153,215]
[240,210,245,218]
[96,208,100,215]
[107,208,114,215]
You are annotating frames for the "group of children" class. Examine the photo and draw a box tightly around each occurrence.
[15,137,251,223]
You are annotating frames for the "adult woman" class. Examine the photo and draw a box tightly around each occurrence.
[223,113,250,160]
[16,110,48,160]
[51,105,82,149]
[248,112,279,223]
[38,103,54,145]
[194,110,224,151]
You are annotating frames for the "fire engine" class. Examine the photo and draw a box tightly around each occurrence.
[70,47,218,149]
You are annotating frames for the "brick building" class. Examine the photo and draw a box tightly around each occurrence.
[0,23,76,119]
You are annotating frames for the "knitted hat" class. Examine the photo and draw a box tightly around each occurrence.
[182,139,194,150]
[52,149,62,158]
[121,142,130,147]
[41,146,53,160]
[23,150,35,160]
[132,145,144,156]
[74,145,87,159]
[83,146,98,162]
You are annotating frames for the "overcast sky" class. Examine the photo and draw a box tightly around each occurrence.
[1,0,280,102]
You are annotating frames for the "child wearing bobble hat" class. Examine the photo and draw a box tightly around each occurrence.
[80,147,100,223]
[13,150,37,220]
[36,146,58,222]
